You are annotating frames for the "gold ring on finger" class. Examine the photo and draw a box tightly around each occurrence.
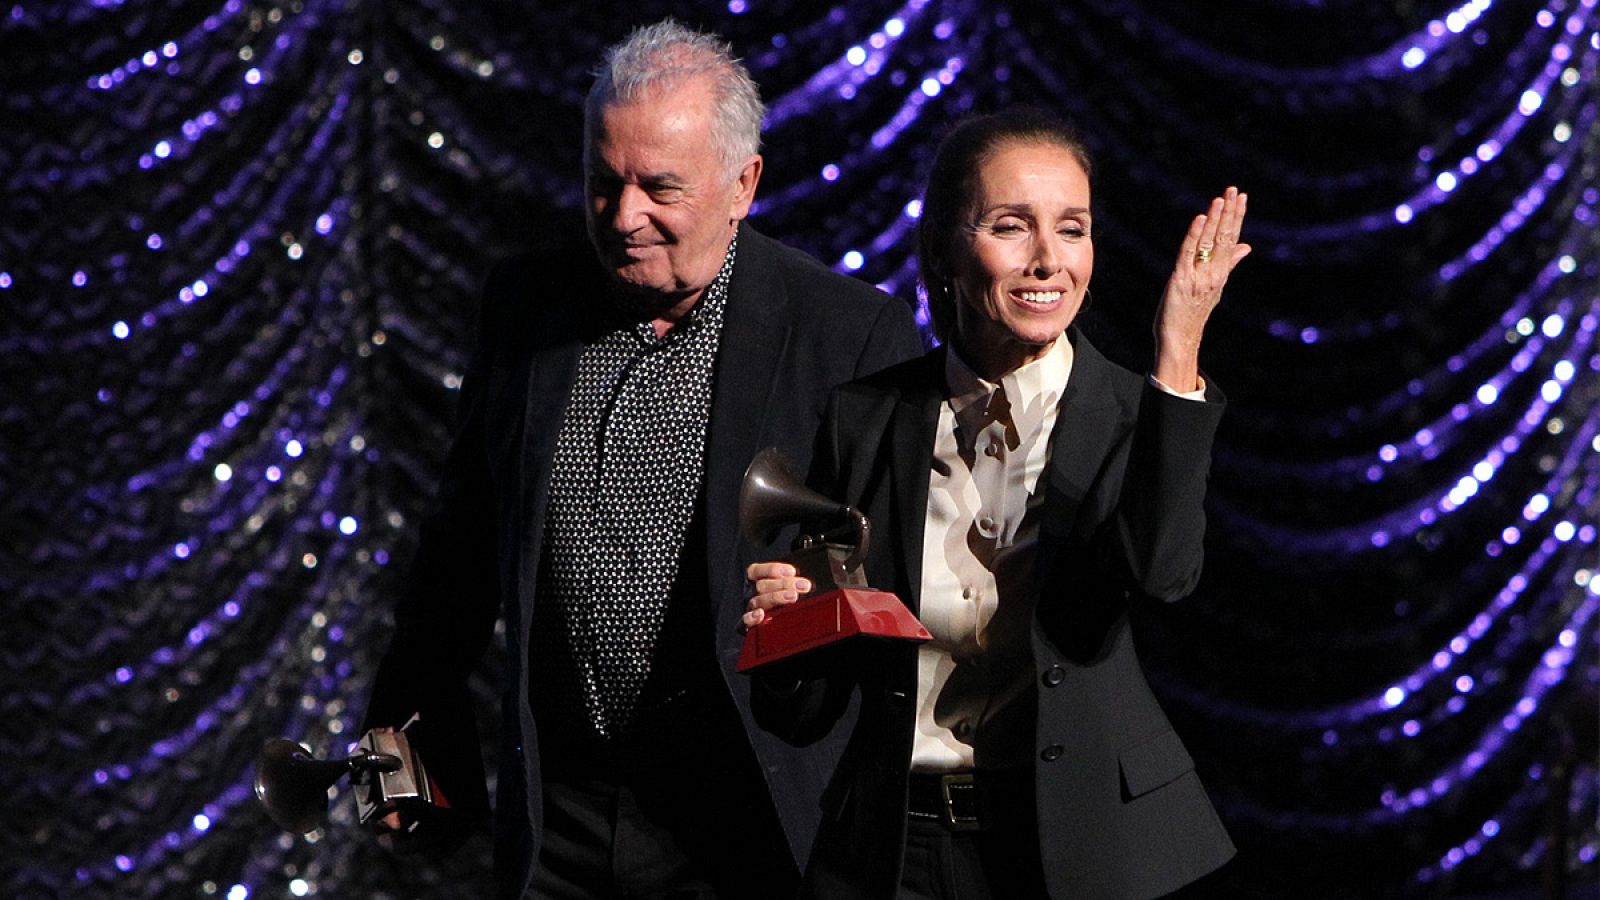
[1195,245,1214,263]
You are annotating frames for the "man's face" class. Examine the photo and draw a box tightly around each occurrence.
[584,76,761,305]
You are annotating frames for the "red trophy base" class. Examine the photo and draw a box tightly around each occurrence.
[737,588,931,673]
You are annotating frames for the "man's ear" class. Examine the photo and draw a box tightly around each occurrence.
[730,154,763,221]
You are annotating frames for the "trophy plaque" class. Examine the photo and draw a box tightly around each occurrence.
[736,447,930,672]
[253,720,442,835]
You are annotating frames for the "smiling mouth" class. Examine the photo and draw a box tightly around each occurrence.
[609,242,662,261]
[1015,290,1063,306]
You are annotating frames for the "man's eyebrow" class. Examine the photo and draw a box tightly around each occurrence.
[639,172,686,187]
[585,166,685,187]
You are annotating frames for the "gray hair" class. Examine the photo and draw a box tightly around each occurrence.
[586,19,765,178]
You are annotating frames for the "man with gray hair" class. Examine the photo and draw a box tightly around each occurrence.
[363,18,923,899]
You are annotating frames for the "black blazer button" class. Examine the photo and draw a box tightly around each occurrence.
[1041,665,1065,687]
[1040,744,1064,763]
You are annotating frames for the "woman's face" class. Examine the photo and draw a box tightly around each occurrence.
[948,140,1093,378]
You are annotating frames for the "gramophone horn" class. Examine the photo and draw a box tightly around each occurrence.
[739,448,848,544]
[253,738,401,834]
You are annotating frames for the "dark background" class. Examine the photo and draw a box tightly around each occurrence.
[2,0,1596,897]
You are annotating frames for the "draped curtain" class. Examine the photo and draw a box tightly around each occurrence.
[2,0,1595,897]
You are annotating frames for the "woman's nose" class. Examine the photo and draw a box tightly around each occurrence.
[1030,234,1062,277]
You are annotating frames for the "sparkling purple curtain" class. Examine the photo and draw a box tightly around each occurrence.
[2,0,1595,897]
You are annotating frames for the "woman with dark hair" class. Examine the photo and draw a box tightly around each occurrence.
[744,108,1248,899]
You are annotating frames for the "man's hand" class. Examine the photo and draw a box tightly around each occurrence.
[360,726,467,856]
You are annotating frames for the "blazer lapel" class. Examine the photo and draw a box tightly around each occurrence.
[513,288,585,641]
[1039,331,1125,546]
[519,335,582,500]
[886,353,943,613]
[703,225,793,620]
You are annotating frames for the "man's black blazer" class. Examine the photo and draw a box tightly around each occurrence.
[364,222,924,899]
[756,329,1235,899]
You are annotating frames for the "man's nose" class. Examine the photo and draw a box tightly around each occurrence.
[612,183,651,232]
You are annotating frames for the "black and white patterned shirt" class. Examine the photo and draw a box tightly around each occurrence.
[531,235,737,740]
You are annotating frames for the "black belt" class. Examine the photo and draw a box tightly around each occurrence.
[906,769,1029,832]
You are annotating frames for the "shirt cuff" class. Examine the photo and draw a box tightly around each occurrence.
[1147,373,1207,401]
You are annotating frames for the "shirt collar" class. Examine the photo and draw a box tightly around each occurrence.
[625,232,739,345]
[944,332,1075,424]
